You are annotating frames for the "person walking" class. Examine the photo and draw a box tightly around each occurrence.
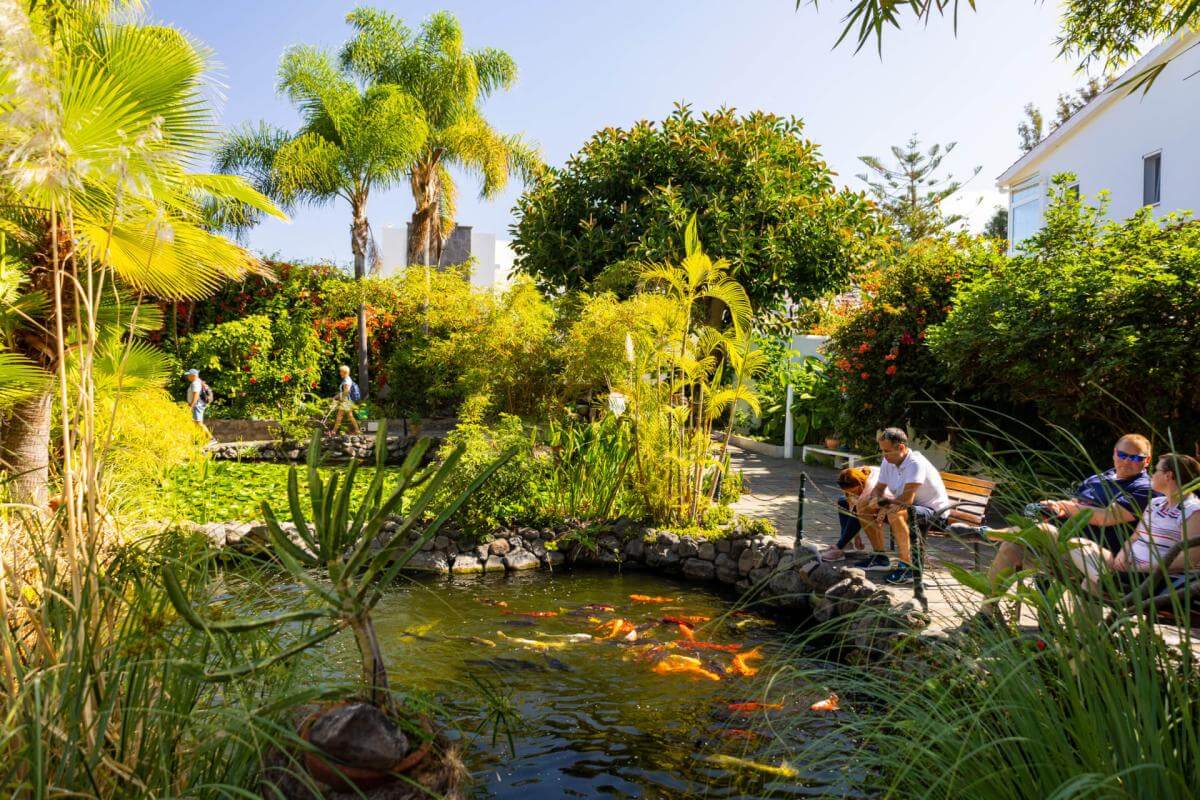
[184,368,211,436]
[331,364,361,435]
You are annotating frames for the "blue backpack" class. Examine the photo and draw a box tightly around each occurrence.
[349,380,362,403]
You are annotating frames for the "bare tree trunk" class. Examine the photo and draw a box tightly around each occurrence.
[350,206,371,397]
[1,392,52,508]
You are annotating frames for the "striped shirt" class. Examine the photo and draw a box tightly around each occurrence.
[1129,495,1200,569]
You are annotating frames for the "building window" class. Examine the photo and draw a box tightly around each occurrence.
[1143,152,1161,206]
[1009,180,1041,248]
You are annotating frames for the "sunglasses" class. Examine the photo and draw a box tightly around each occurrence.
[1114,449,1148,463]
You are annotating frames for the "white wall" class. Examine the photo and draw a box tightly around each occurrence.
[377,225,513,290]
[1003,35,1199,246]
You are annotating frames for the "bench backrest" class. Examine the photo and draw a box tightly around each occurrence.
[940,472,997,526]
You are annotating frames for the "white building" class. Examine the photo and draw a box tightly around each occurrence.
[997,31,1199,250]
[377,224,516,290]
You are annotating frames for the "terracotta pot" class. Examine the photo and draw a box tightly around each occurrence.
[824,435,841,450]
[299,701,435,791]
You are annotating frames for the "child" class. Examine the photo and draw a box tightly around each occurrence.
[820,466,889,567]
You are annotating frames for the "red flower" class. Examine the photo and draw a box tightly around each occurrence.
[282,374,291,382]
[899,332,915,346]
[311,381,318,389]
[886,365,897,376]
[242,365,251,372]
[860,372,870,380]
[248,377,257,384]
[857,342,871,354]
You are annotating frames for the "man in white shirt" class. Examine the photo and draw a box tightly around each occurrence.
[858,427,950,584]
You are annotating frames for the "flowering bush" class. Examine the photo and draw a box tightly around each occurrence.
[818,235,1004,447]
[178,314,325,418]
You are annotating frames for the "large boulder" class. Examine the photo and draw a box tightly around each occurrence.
[305,703,409,772]
[450,555,483,575]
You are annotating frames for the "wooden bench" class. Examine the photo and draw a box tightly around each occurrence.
[907,471,998,610]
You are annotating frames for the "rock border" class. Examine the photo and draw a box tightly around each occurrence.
[195,518,929,651]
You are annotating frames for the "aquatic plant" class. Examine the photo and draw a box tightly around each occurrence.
[163,424,512,706]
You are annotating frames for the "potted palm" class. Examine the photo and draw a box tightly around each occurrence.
[164,424,511,793]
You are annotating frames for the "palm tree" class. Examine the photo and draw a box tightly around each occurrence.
[216,44,428,394]
[339,7,542,266]
[0,1,284,506]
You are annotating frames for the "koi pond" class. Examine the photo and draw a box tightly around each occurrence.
[306,569,858,799]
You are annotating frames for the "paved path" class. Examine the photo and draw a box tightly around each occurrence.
[727,446,987,631]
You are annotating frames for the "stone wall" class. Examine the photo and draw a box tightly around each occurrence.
[207,434,426,465]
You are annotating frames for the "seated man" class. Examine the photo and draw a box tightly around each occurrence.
[820,466,890,567]
[1043,433,1154,555]
[858,427,951,585]
[955,434,1154,592]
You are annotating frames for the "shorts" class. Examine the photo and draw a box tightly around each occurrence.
[335,398,355,413]
[192,404,206,422]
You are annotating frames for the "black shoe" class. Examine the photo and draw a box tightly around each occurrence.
[884,563,914,584]
[864,553,892,569]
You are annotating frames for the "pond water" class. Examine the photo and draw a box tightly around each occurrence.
[311,569,856,799]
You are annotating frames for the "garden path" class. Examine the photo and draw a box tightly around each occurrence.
[728,446,989,632]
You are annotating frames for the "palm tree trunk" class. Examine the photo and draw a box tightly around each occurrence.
[407,162,441,267]
[1,392,53,508]
[350,203,371,397]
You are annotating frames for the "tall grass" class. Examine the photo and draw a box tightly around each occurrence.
[0,519,321,797]
[753,407,1200,799]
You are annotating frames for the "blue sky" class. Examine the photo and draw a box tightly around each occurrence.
[153,0,1094,267]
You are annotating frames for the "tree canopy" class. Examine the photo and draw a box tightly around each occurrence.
[511,105,879,311]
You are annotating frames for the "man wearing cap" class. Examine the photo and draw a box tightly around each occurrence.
[184,368,208,433]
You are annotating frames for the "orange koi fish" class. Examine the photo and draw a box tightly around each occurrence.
[676,624,696,641]
[583,604,615,612]
[630,594,674,603]
[730,646,763,677]
[727,701,784,713]
[595,618,637,640]
[682,641,743,653]
[661,616,695,629]
[479,598,509,608]
[677,614,712,624]
[652,653,721,682]
[810,693,839,712]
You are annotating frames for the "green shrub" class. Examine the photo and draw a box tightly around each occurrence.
[930,178,1200,451]
[430,412,550,537]
[819,235,1004,447]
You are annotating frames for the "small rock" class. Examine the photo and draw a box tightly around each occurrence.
[483,555,506,573]
[624,537,645,561]
[737,546,765,575]
[406,551,449,573]
[715,539,731,554]
[682,558,716,581]
[697,541,716,561]
[433,535,451,551]
[451,555,483,574]
[677,537,699,559]
[489,538,511,557]
[475,544,490,559]
[656,531,680,548]
[504,549,540,571]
